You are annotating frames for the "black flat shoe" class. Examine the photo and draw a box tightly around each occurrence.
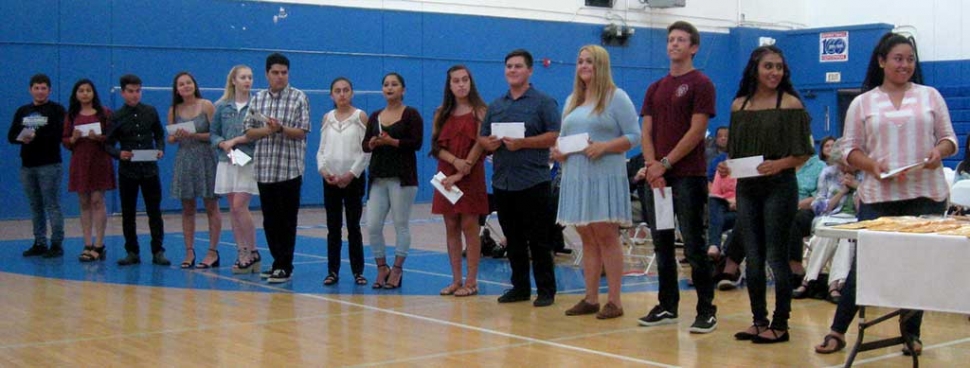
[751,329,790,344]
[734,324,768,341]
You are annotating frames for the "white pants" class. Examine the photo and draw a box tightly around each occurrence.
[804,215,856,287]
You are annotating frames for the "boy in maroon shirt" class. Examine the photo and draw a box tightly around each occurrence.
[637,20,718,334]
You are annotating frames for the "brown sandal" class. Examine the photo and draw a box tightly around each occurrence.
[439,283,461,296]
[454,284,478,297]
[902,338,922,356]
[814,333,846,354]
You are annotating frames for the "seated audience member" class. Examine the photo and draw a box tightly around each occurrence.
[707,168,737,259]
[793,141,861,303]
[788,136,835,282]
[706,126,728,182]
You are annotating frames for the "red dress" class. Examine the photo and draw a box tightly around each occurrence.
[62,110,116,193]
[431,112,488,215]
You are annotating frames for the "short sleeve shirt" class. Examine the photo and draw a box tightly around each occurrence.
[640,70,716,177]
[481,86,561,191]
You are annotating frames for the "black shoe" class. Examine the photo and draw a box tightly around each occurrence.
[152,251,171,266]
[638,305,678,327]
[751,329,790,344]
[554,248,573,255]
[42,245,64,258]
[117,252,141,266]
[267,269,292,284]
[497,289,530,303]
[22,243,48,257]
[533,294,555,307]
[717,272,743,291]
[689,307,718,334]
[260,269,274,279]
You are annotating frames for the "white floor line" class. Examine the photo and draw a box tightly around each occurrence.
[823,336,970,368]
[25,268,676,367]
[347,342,536,367]
[289,290,680,367]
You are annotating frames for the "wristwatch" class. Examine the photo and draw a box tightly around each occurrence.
[660,157,673,170]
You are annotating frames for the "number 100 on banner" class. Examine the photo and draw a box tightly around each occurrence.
[820,31,849,62]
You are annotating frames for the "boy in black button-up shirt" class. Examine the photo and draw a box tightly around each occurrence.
[104,74,170,266]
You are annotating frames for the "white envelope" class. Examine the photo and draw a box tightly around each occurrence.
[557,133,590,155]
[165,122,197,135]
[131,149,159,162]
[725,155,764,179]
[879,159,928,180]
[229,149,252,166]
[250,110,271,123]
[74,123,102,136]
[653,187,675,230]
[16,128,35,142]
[430,172,464,205]
[490,122,525,139]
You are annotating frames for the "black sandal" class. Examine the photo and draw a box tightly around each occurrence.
[751,328,790,344]
[79,245,106,262]
[323,272,339,286]
[354,274,368,285]
[373,264,390,289]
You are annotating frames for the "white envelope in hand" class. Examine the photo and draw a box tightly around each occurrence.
[165,122,197,135]
[653,187,675,230]
[490,122,525,139]
[131,149,159,162]
[430,172,464,205]
[229,149,252,166]
[74,123,102,136]
[725,155,764,179]
[16,128,35,142]
[557,133,590,155]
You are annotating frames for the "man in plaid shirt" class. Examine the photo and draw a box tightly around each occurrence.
[244,53,310,284]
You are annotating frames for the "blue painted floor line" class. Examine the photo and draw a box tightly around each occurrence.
[1,229,664,296]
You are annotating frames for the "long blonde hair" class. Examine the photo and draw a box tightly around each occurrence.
[218,65,252,103]
[564,45,615,116]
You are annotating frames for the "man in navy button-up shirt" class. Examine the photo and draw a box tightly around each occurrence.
[479,49,560,307]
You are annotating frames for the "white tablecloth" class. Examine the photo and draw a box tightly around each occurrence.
[857,231,970,314]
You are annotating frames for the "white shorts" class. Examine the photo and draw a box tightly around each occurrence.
[214,161,259,195]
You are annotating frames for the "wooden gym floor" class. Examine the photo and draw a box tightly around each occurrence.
[0,204,967,367]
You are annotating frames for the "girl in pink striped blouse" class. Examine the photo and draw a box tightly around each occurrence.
[815,31,957,357]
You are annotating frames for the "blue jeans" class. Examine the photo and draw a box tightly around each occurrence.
[640,176,715,315]
[830,197,945,335]
[708,197,736,249]
[366,178,417,258]
[20,163,64,245]
[736,170,797,330]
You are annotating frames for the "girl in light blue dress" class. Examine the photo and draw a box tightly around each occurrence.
[553,45,641,320]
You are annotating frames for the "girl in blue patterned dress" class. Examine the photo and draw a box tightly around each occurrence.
[168,72,222,269]
[553,45,641,319]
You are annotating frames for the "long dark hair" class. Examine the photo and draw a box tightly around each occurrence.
[430,65,487,157]
[171,71,202,112]
[818,135,836,162]
[68,79,107,124]
[861,32,923,93]
[733,45,801,102]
